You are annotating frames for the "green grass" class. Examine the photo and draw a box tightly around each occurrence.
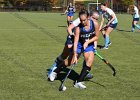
[0,12,140,100]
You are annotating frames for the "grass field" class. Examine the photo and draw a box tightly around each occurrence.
[0,12,140,100]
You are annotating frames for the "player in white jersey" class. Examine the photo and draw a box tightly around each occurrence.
[131,5,140,32]
[99,3,118,49]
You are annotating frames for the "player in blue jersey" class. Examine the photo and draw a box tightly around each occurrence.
[99,3,118,49]
[129,5,140,32]
[49,10,99,89]
[48,11,100,81]
[64,3,76,26]
[72,11,99,89]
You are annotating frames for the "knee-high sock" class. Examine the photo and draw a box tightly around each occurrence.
[105,36,110,47]
[54,61,66,73]
[135,24,140,30]
[78,62,91,82]
[132,23,135,28]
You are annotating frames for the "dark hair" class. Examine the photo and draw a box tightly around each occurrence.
[101,3,107,6]
[78,10,89,17]
[68,2,72,7]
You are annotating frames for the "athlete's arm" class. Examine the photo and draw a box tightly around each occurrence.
[73,27,80,64]
[73,6,76,12]
[106,9,116,26]
[67,24,75,35]
[107,13,116,26]
[67,18,80,35]
[64,7,68,14]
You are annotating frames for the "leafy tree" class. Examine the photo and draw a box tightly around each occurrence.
[121,0,134,6]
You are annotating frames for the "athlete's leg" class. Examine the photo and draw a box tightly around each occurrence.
[78,51,94,82]
[104,27,113,48]
[48,44,72,78]
[74,51,94,89]
[48,34,74,78]
[134,20,140,30]
[69,16,73,24]
[101,23,118,49]
[132,20,135,32]
[67,16,71,26]
[67,15,73,26]
[61,44,72,59]
[132,18,140,32]
[49,51,81,82]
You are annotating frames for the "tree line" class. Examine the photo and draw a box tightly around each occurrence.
[0,0,136,11]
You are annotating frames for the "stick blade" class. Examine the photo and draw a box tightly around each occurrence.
[108,63,116,76]
[113,70,116,76]
[59,83,64,91]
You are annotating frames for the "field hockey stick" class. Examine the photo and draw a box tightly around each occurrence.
[94,51,116,76]
[59,64,75,91]
[100,25,109,31]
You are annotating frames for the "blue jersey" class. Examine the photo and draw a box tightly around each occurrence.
[79,19,95,44]
[76,20,96,53]
[67,6,75,16]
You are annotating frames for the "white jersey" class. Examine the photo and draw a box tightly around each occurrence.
[134,6,139,18]
[72,18,80,27]
[103,8,118,24]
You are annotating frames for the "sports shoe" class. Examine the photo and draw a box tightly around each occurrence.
[108,42,112,46]
[48,58,63,78]
[74,81,86,89]
[101,46,108,49]
[84,73,93,80]
[48,62,57,78]
[49,72,57,82]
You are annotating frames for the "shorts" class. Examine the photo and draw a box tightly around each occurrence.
[67,13,74,17]
[76,42,95,54]
[133,18,139,21]
[109,23,118,29]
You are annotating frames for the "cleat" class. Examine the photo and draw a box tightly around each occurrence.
[108,42,112,46]
[48,62,57,78]
[101,46,108,49]
[84,73,93,80]
[74,81,86,89]
[49,72,57,82]
[48,57,63,78]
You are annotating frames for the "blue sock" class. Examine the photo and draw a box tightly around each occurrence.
[105,36,109,47]
[135,24,140,30]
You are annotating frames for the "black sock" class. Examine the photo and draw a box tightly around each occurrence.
[78,61,91,82]
[54,61,66,73]
[55,57,63,67]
